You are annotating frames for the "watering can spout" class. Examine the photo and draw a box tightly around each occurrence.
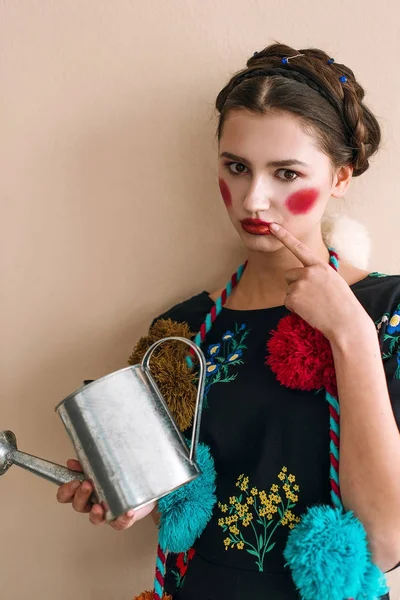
[0,430,86,486]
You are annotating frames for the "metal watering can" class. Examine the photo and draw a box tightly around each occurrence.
[0,337,206,522]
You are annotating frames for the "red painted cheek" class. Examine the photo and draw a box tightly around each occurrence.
[218,178,232,208]
[285,188,319,215]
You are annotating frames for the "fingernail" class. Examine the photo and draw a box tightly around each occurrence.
[71,480,81,489]
[270,223,280,232]
[82,482,91,492]
[127,509,135,517]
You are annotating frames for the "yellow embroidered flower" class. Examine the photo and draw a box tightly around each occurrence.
[282,466,287,473]
[278,472,285,481]
[267,513,273,520]
[283,484,290,492]
[247,496,254,505]
[271,484,279,492]
[237,474,244,481]
[232,515,238,522]
[285,510,295,522]
[242,519,250,527]
[229,496,236,505]
[292,494,299,502]
[229,525,240,535]
[270,505,278,514]
[271,494,280,504]
[240,476,249,491]
[224,538,232,549]
[281,518,288,526]
[220,504,228,513]
[237,541,244,550]
[251,487,258,496]
[289,523,295,529]
[295,516,301,523]
[237,505,247,518]
[218,518,225,527]
[259,507,268,517]
[293,484,299,491]
[390,314,400,328]
[288,474,295,483]
[207,364,218,374]
[228,353,240,362]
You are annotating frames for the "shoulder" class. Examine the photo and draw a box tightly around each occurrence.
[151,291,213,332]
[352,273,400,321]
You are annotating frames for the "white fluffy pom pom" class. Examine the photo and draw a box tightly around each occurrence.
[321,213,371,269]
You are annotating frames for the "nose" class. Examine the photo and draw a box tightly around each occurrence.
[242,175,272,214]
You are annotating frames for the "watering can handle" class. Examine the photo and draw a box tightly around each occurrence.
[141,336,207,463]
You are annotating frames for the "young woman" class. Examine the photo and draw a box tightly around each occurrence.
[57,43,400,599]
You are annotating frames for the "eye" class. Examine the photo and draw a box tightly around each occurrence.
[225,162,249,176]
[276,169,299,182]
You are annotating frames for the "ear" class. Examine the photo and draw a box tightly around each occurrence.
[330,164,353,198]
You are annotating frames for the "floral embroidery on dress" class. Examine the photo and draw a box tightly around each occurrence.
[168,549,196,590]
[217,470,301,572]
[369,272,389,278]
[203,323,250,406]
[376,303,400,378]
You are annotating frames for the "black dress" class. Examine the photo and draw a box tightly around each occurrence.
[153,273,400,599]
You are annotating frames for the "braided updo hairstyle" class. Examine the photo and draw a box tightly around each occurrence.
[215,43,381,177]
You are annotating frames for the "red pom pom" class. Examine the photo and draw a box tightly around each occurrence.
[266,313,337,396]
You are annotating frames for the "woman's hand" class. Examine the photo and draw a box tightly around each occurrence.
[56,459,156,531]
[269,223,373,342]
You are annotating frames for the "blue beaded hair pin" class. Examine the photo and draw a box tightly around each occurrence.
[327,56,348,83]
[281,53,305,64]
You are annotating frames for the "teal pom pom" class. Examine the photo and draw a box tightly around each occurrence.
[355,563,389,600]
[157,441,216,553]
[283,505,388,600]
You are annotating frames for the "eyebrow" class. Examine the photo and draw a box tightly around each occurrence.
[219,151,309,168]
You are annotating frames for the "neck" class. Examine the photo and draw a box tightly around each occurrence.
[226,235,330,310]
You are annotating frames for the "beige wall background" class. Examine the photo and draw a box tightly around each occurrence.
[1,1,399,598]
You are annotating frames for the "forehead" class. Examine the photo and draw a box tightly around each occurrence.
[219,109,323,163]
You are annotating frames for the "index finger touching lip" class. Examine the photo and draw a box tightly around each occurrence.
[269,223,320,267]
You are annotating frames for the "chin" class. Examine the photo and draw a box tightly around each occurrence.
[239,232,283,253]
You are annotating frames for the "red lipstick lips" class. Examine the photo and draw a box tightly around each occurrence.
[240,218,272,236]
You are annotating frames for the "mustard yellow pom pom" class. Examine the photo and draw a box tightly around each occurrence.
[128,319,197,431]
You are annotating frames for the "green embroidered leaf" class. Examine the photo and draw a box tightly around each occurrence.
[246,549,260,557]
[266,542,276,552]
[389,337,399,353]
[258,534,264,549]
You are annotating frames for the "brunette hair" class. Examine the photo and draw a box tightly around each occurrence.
[215,43,381,177]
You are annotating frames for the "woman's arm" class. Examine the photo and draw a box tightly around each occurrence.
[331,317,400,572]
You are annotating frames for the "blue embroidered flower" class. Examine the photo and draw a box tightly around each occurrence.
[208,343,221,356]
[206,360,220,375]
[239,324,246,330]
[387,311,400,334]
[226,349,243,362]
[222,331,234,341]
